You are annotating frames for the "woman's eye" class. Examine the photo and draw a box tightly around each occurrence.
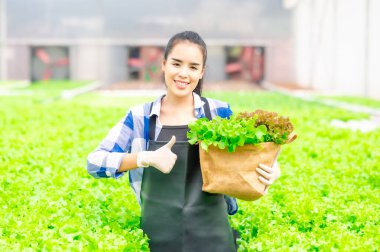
[173,63,180,66]
[191,66,198,70]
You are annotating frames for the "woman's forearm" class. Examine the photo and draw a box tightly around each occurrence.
[117,152,139,173]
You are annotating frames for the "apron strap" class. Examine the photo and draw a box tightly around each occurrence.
[149,102,156,141]
[149,97,212,141]
[201,97,212,120]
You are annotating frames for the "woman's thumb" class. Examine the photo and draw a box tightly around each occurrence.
[164,135,176,149]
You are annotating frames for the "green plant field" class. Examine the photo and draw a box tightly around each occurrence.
[0,80,25,85]
[0,80,30,89]
[317,95,380,109]
[0,89,379,251]
[0,81,95,102]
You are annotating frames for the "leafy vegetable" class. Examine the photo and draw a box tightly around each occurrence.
[187,110,295,152]
[238,110,294,144]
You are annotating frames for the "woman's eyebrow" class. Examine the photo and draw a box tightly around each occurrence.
[171,57,201,66]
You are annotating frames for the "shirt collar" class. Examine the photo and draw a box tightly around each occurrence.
[149,94,165,117]
[193,92,204,118]
[149,92,204,118]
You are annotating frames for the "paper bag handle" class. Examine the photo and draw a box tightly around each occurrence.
[286,132,297,144]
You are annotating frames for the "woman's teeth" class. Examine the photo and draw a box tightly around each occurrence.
[175,81,188,88]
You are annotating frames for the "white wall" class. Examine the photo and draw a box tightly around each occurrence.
[368,0,380,99]
[71,45,101,81]
[205,46,226,82]
[71,45,127,85]
[6,45,28,80]
[293,0,313,88]
[292,0,380,98]
[334,0,366,95]
[266,39,295,85]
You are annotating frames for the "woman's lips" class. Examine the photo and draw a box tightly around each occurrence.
[175,80,189,89]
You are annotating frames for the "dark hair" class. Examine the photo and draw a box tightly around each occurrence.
[164,31,207,95]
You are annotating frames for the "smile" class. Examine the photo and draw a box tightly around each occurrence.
[175,80,189,88]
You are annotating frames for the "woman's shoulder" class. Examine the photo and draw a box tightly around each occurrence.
[127,101,156,118]
[203,97,230,108]
[201,96,232,118]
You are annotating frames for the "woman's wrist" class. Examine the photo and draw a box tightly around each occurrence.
[137,151,150,168]
[118,152,140,172]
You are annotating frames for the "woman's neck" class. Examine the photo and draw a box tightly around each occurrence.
[162,93,193,108]
[159,93,196,125]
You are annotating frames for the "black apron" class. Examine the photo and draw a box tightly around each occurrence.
[140,113,236,252]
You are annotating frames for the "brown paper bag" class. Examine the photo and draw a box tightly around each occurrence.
[199,133,297,201]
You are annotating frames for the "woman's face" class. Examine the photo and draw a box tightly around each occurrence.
[162,41,205,98]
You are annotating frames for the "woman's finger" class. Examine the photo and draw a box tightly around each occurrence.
[256,167,273,180]
[258,163,274,173]
[258,176,273,186]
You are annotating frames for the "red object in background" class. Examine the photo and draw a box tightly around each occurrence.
[34,48,69,81]
[251,47,264,83]
[35,49,50,64]
[128,58,144,68]
[128,47,164,81]
[225,46,265,83]
[225,62,243,74]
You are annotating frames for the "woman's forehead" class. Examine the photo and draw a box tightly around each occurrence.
[168,42,204,64]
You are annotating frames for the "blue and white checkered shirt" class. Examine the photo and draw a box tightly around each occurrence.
[87,92,238,215]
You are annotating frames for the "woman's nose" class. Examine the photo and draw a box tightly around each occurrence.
[178,67,188,77]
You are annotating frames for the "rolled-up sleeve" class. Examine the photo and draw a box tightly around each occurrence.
[224,195,238,215]
[87,110,134,179]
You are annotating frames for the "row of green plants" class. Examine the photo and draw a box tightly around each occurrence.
[317,95,380,109]
[0,88,379,251]
[0,80,94,102]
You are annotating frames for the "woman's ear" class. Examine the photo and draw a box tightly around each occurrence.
[161,60,166,72]
[200,66,205,79]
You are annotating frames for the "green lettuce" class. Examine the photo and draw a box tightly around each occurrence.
[187,110,294,152]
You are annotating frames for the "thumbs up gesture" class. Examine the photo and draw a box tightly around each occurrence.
[137,136,177,174]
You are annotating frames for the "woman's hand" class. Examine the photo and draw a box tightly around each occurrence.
[137,136,177,174]
[256,161,281,190]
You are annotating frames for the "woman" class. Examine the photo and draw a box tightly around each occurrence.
[87,31,280,252]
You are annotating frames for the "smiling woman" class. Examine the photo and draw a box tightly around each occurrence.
[162,41,205,97]
[162,31,207,96]
[86,31,281,252]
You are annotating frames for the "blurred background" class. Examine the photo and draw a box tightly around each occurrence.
[1,0,377,98]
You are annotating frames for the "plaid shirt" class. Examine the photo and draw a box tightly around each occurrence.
[87,92,238,215]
